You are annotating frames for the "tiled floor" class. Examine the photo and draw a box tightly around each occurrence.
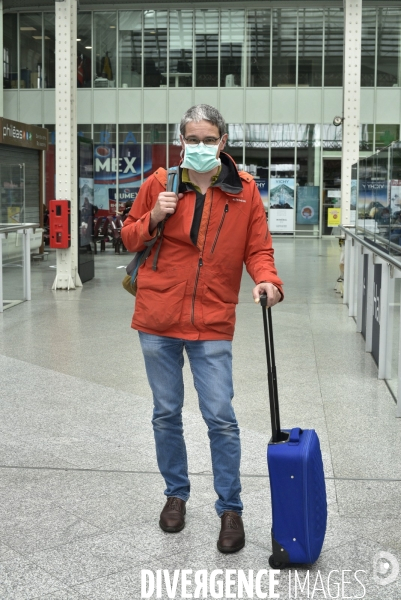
[0,237,400,599]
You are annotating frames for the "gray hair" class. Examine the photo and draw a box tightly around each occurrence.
[180,104,226,138]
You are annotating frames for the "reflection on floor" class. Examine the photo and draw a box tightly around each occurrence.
[0,238,399,599]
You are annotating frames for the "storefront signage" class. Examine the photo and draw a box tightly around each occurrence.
[0,118,48,150]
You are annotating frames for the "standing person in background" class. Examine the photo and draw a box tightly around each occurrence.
[121,104,283,553]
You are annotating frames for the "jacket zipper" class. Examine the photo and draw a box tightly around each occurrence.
[191,257,203,324]
[191,190,214,325]
[210,202,229,254]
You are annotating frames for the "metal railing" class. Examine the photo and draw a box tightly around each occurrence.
[0,223,40,313]
[340,225,401,416]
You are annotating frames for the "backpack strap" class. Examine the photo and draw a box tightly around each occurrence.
[151,166,179,271]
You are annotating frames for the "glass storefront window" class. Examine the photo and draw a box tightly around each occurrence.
[44,14,55,88]
[373,147,391,251]
[361,8,376,87]
[93,124,116,214]
[117,124,141,210]
[94,12,116,88]
[169,11,193,88]
[324,8,343,86]
[360,124,374,152]
[296,124,321,233]
[119,11,142,88]
[357,158,366,233]
[44,124,55,207]
[195,10,218,87]
[298,9,323,87]
[144,124,167,176]
[3,14,18,89]
[220,11,244,88]
[244,124,269,209]
[390,143,401,255]
[20,13,43,89]
[168,124,182,168]
[322,124,342,151]
[364,154,376,240]
[78,124,92,138]
[144,10,167,88]
[375,125,400,150]
[377,8,401,87]
[226,124,244,167]
[77,12,92,88]
[247,11,270,87]
[272,9,297,87]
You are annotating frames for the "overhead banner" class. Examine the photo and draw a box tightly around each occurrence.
[296,186,319,225]
[269,177,294,232]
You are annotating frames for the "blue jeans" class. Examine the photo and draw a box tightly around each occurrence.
[138,332,243,516]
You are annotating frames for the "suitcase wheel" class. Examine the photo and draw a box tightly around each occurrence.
[269,555,287,570]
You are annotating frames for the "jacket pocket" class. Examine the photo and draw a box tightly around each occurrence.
[134,280,187,332]
[201,285,236,334]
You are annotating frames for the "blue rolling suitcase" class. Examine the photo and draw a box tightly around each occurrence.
[260,295,327,569]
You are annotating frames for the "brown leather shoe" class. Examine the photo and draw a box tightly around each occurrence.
[217,511,245,553]
[159,497,186,533]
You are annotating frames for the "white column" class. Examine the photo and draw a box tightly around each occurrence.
[341,0,362,226]
[52,0,82,290]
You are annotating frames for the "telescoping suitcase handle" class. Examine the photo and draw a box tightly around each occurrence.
[260,294,289,444]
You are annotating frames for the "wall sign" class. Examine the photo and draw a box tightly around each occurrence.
[0,118,48,151]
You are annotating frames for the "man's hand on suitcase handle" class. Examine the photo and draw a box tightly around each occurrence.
[253,282,281,307]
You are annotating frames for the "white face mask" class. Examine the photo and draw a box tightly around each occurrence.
[181,143,221,173]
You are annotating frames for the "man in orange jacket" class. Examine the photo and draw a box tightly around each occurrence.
[121,104,283,553]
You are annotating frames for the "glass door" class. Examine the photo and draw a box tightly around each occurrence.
[0,163,26,309]
[322,158,341,235]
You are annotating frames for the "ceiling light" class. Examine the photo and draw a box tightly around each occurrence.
[85,46,92,49]
[32,36,51,40]
[110,26,116,29]
[20,27,36,31]
[77,38,81,41]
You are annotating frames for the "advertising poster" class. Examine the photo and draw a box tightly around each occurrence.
[79,177,95,247]
[390,180,401,216]
[94,143,152,216]
[296,186,319,225]
[254,178,268,210]
[328,207,341,227]
[363,179,389,217]
[269,177,294,232]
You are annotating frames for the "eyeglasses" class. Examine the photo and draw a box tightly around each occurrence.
[184,136,222,147]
